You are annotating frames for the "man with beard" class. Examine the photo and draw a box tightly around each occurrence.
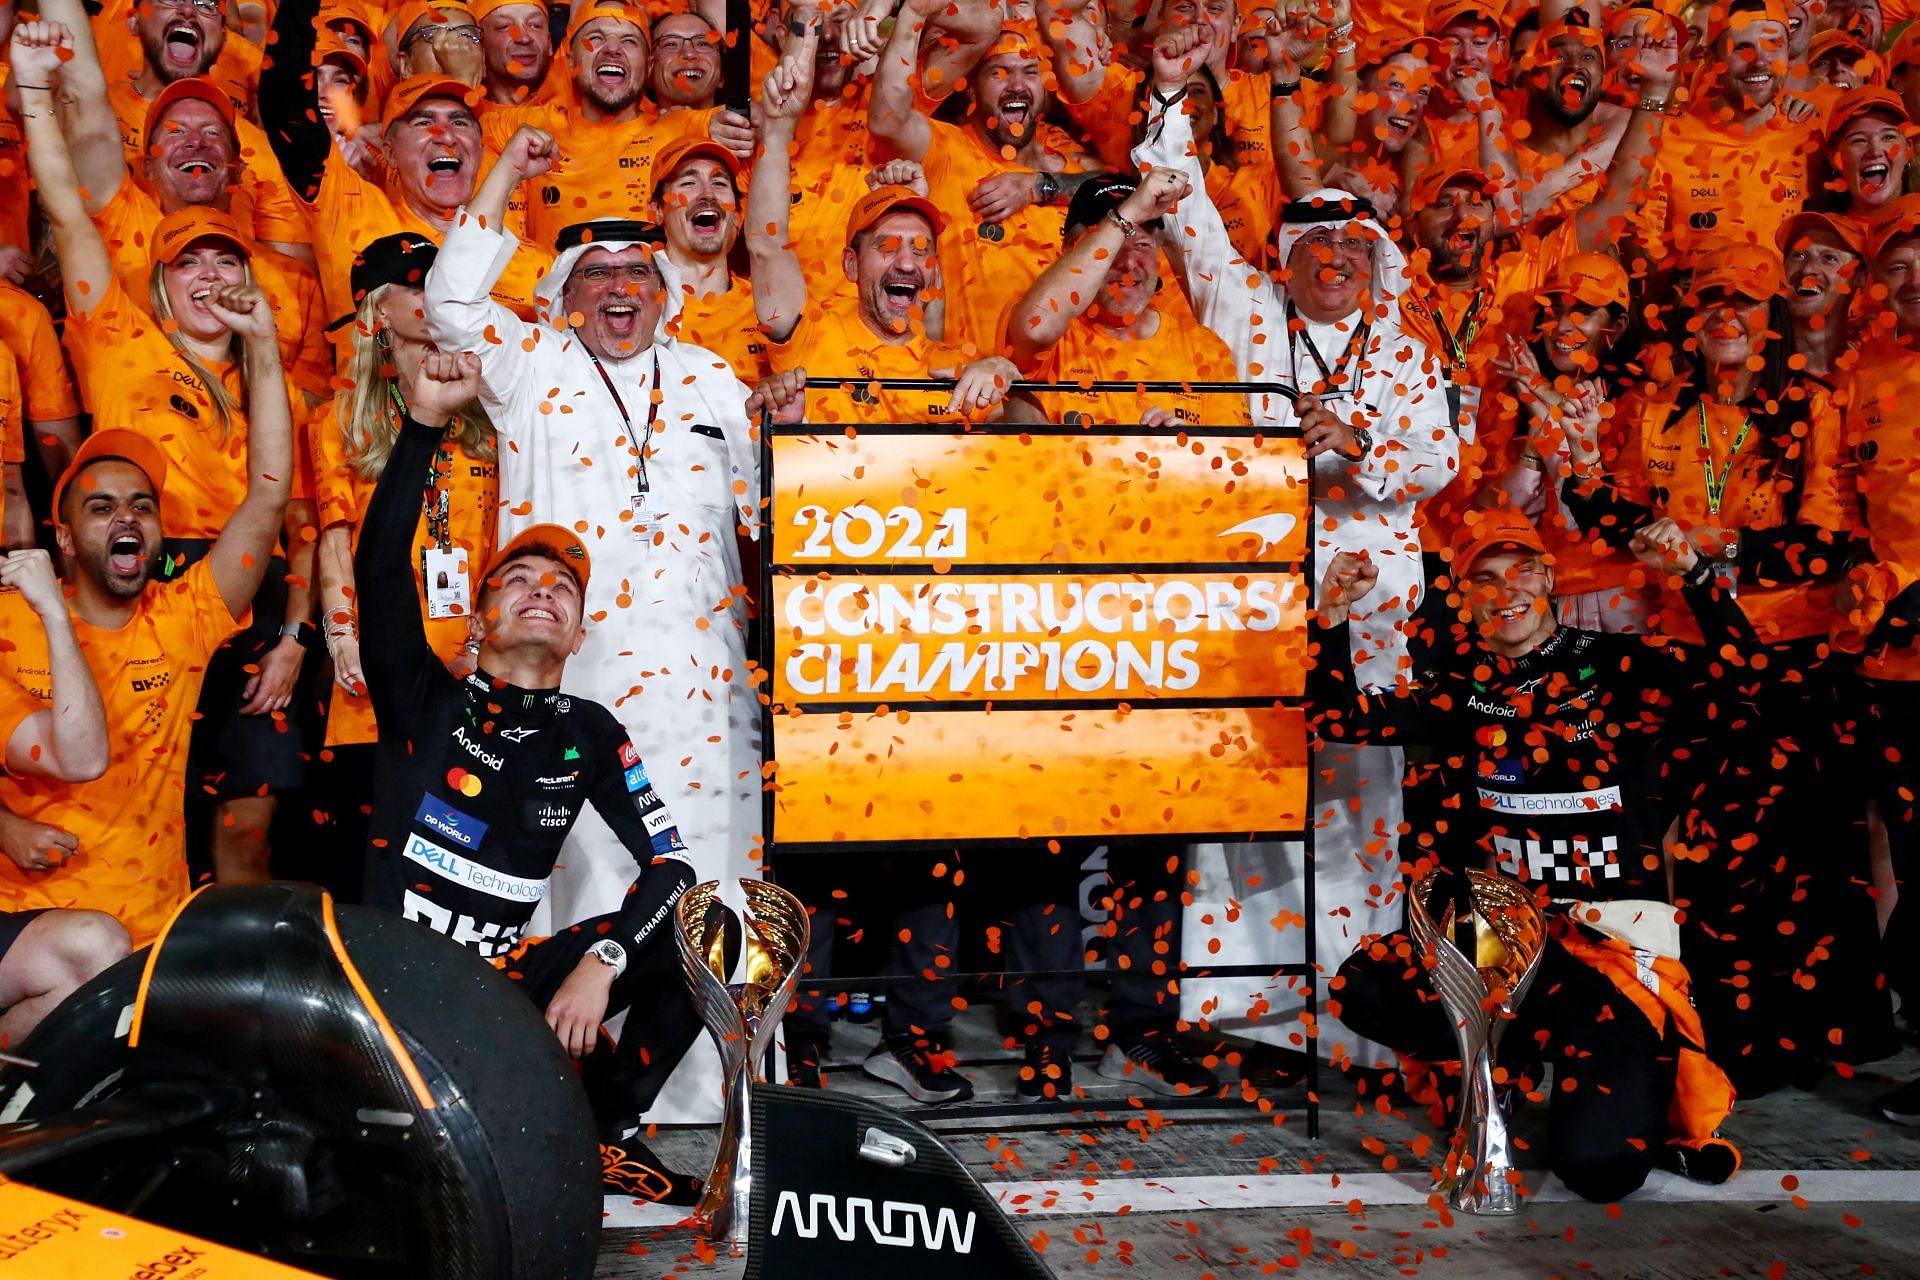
[474,0,559,106]
[36,0,308,261]
[1135,30,1456,1068]
[0,291,292,945]
[649,8,721,114]
[870,13,1101,353]
[1821,86,1914,231]
[1512,10,1632,230]
[652,137,762,380]
[1778,208,1863,377]
[307,74,550,324]
[477,4,751,248]
[1630,0,1818,264]
[425,130,767,1126]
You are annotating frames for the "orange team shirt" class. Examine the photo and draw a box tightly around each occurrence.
[1838,335,1920,681]
[1019,307,1251,428]
[0,280,83,427]
[306,146,550,333]
[769,295,984,426]
[92,181,335,404]
[785,90,877,300]
[480,102,713,248]
[0,348,21,531]
[668,277,770,382]
[309,399,498,746]
[1609,384,1857,644]
[915,118,1078,357]
[108,81,305,248]
[62,274,292,539]
[0,559,245,942]
[1634,109,1814,261]
[93,0,262,119]
[0,67,30,252]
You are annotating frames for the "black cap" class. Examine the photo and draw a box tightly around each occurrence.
[554,219,668,254]
[1064,175,1162,237]
[325,232,438,331]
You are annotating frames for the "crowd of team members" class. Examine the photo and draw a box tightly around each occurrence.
[1,0,1920,1205]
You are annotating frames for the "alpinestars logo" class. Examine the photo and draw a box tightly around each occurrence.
[770,1192,976,1252]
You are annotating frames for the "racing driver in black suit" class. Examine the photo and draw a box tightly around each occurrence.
[354,350,700,1203]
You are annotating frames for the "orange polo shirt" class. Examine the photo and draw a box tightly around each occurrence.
[0,559,246,943]
[94,0,262,120]
[1635,108,1815,261]
[1018,304,1250,428]
[108,80,305,248]
[667,275,769,383]
[309,399,498,745]
[0,345,22,532]
[0,281,82,427]
[769,295,982,426]
[1836,334,1920,681]
[786,89,878,300]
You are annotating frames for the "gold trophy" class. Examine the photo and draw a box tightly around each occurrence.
[674,878,810,1252]
[1407,868,1547,1214]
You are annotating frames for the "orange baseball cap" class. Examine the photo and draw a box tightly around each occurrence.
[1868,194,1920,260]
[651,135,745,193]
[1687,240,1785,301]
[151,206,253,266]
[569,3,648,40]
[1539,251,1631,311]
[144,77,237,154]
[393,0,476,43]
[845,184,948,248]
[1706,0,1791,45]
[470,0,546,20]
[1527,11,1604,65]
[382,74,480,129]
[1889,24,1920,74]
[1448,504,1547,571]
[987,21,1043,60]
[315,30,371,81]
[1823,84,1911,144]
[53,430,171,522]
[1777,208,1868,260]
[1429,0,1502,32]
[483,524,592,594]
[1410,162,1494,210]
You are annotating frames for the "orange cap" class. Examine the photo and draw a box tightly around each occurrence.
[845,184,948,248]
[986,21,1043,60]
[651,135,745,193]
[1540,251,1631,311]
[1869,194,1920,260]
[144,77,237,155]
[1359,30,1441,70]
[392,0,476,44]
[1527,11,1604,65]
[1409,162,1494,210]
[1890,24,1920,74]
[53,430,171,523]
[569,3,649,40]
[1687,240,1785,301]
[151,206,252,266]
[1448,505,1546,571]
[1777,208,1867,260]
[1706,0,1791,46]
[382,74,480,129]
[1429,0,1502,32]
[1823,84,1911,144]
[470,0,545,20]
[315,30,370,80]
[483,524,592,594]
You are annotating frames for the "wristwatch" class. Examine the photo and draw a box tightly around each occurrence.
[279,621,316,647]
[1347,425,1374,459]
[1035,170,1061,206]
[587,938,628,978]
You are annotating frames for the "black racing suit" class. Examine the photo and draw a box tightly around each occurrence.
[356,412,698,1133]
[1316,567,1752,1202]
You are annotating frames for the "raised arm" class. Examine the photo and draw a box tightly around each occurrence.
[1573,18,1677,254]
[0,549,108,782]
[746,19,815,341]
[1035,0,1110,104]
[10,22,113,318]
[868,0,945,162]
[204,286,294,621]
[424,127,550,375]
[33,0,124,214]
[1309,551,1440,740]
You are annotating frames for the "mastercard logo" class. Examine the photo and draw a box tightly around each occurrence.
[447,768,483,798]
[1475,726,1507,749]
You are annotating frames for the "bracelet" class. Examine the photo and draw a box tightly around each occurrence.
[1271,78,1302,99]
[1328,20,1355,38]
[1638,95,1671,114]
[12,83,50,91]
[1150,84,1189,108]
[1104,207,1138,238]
[1328,39,1356,56]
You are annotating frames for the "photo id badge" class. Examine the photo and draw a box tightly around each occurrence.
[423,546,471,618]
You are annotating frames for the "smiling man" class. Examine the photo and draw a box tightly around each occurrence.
[354,350,703,1202]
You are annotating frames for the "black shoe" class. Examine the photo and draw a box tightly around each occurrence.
[600,1137,702,1205]
[787,1040,825,1089]
[1017,1042,1074,1100]
[1097,1033,1221,1097]
[1655,1139,1740,1184]
[1873,1076,1920,1126]
[861,1036,974,1104]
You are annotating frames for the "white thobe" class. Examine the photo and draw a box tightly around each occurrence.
[1134,105,1458,1066]
[426,213,762,1119]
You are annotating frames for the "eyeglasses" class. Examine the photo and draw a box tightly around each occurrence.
[576,263,661,286]
[403,23,483,49]
[1296,233,1371,259]
[653,34,717,57]
[152,0,223,13]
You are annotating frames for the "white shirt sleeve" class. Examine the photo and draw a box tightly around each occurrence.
[1333,335,1458,508]
[424,211,541,421]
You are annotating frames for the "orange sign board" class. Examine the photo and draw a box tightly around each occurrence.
[769,707,1307,845]
[770,430,1309,566]
[772,571,1309,704]
[766,426,1311,846]
[0,1177,322,1275]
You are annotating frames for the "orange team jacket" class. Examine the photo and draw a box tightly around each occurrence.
[912,118,1081,358]
[93,0,263,119]
[1604,382,1857,644]
[309,399,498,746]
[1017,306,1251,428]
[305,145,550,333]
[1834,334,1920,682]
[769,294,987,427]
[1632,109,1815,262]
[1400,222,1576,553]
[784,89,878,300]
[63,274,308,540]
[0,280,82,429]
[0,559,246,943]
[668,277,770,383]
[479,101,714,248]
[91,181,334,404]
[107,81,305,249]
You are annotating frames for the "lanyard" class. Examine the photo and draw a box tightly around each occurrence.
[1696,401,1753,517]
[391,381,453,551]
[1430,290,1485,372]
[586,349,661,499]
[1286,301,1371,398]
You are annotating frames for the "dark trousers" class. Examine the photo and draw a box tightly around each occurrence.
[503,912,702,1136]
[783,853,959,1046]
[1337,933,1674,1204]
[1864,676,1920,1010]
